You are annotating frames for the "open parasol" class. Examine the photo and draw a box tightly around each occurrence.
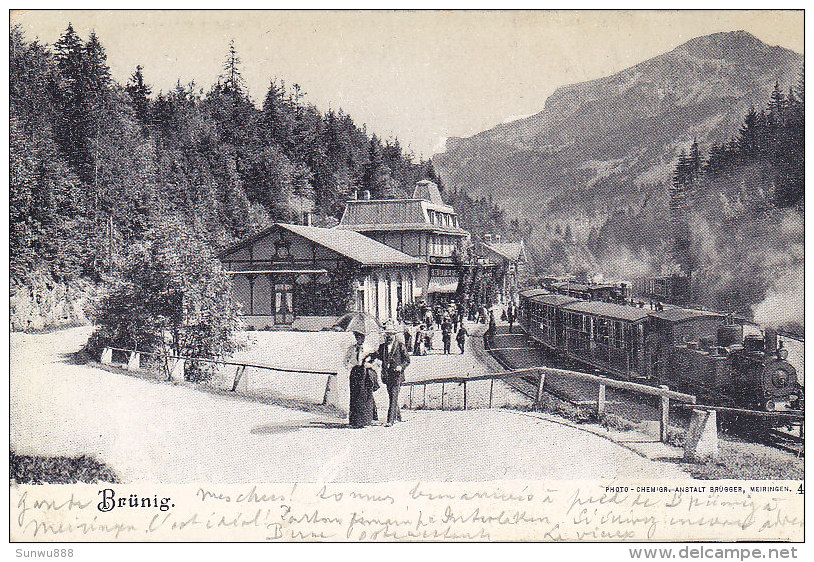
[333,312,383,337]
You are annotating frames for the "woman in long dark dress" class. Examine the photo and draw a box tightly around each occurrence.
[348,331,378,428]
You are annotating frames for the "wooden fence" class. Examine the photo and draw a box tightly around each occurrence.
[100,347,337,393]
[402,366,696,443]
[672,403,804,440]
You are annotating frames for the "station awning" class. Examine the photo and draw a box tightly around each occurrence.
[427,278,458,293]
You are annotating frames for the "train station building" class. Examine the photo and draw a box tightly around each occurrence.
[218,223,422,329]
[219,180,473,327]
[476,235,528,305]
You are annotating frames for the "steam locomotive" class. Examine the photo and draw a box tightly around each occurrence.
[518,289,802,412]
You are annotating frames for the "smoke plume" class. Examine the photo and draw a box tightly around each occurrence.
[752,264,804,328]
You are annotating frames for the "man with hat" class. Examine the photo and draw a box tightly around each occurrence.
[373,321,411,426]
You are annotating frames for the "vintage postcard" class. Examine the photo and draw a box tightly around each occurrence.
[8,9,805,546]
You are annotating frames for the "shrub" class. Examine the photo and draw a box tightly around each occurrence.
[10,451,120,484]
[91,219,241,381]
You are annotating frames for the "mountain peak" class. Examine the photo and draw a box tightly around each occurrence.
[672,30,794,62]
[433,28,802,221]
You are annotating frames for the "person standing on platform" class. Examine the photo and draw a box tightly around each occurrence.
[456,323,467,354]
[451,306,459,333]
[347,331,378,428]
[374,322,411,426]
[414,324,425,356]
[442,314,453,354]
[484,309,496,350]
[424,307,434,329]
[507,302,516,333]
[424,321,434,351]
[403,324,413,354]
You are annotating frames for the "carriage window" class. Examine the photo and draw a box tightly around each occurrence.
[611,321,624,348]
[570,313,585,331]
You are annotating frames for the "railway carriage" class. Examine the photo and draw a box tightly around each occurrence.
[517,290,802,413]
[518,290,578,352]
[560,301,650,379]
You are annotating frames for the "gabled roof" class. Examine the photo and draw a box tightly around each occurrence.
[649,307,723,323]
[563,301,651,322]
[219,223,423,267]
[482,241,526,262]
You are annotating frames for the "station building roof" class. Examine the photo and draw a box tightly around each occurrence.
[482,241,526,262]
[339,181,470,237]
[219,223,423,267]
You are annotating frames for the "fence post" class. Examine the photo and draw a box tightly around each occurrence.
[127,351,141,371]
[535,369,546,408]
[659,385,670,443]
[489,378,494,409]
[463,381,467,410]
[231,365,246,392]
[168,358,185,382]
[423,383,427,409]
[441,383,445,410]
[597,378,606,418]
[409,385,413,410]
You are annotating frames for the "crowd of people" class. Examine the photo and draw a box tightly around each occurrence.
[398,301,471,357]
[344,298,520,429]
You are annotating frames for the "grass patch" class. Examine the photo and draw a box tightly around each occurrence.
[599,413,635,432]
[665,428,686,448]
[503,400,594,424]
[10,451,120,484]
[677,441,804,480]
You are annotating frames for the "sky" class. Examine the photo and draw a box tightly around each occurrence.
[10,10,804,157]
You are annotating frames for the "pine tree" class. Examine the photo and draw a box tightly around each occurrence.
[362,134,386,196]
[53,24,86,172]
[261,79,288,144]
[767,82,787,126]
[221,39,245,95]
[125,65,152,129]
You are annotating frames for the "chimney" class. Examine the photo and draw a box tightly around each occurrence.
[764,327,777,355]
[305,211,312,227]
[351,189,358,200]
[362,190,371,200]
[495,233,501,244]
[484,233,493,244]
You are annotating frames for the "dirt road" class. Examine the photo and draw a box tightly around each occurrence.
[11,327,690,482]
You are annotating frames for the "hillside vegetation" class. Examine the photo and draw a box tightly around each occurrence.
[9,26,443,331]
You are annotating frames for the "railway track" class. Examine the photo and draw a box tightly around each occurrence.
[487,325,804,455]
[769,428,805,457]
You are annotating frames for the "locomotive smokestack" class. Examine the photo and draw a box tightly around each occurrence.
[764,327,777,355]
